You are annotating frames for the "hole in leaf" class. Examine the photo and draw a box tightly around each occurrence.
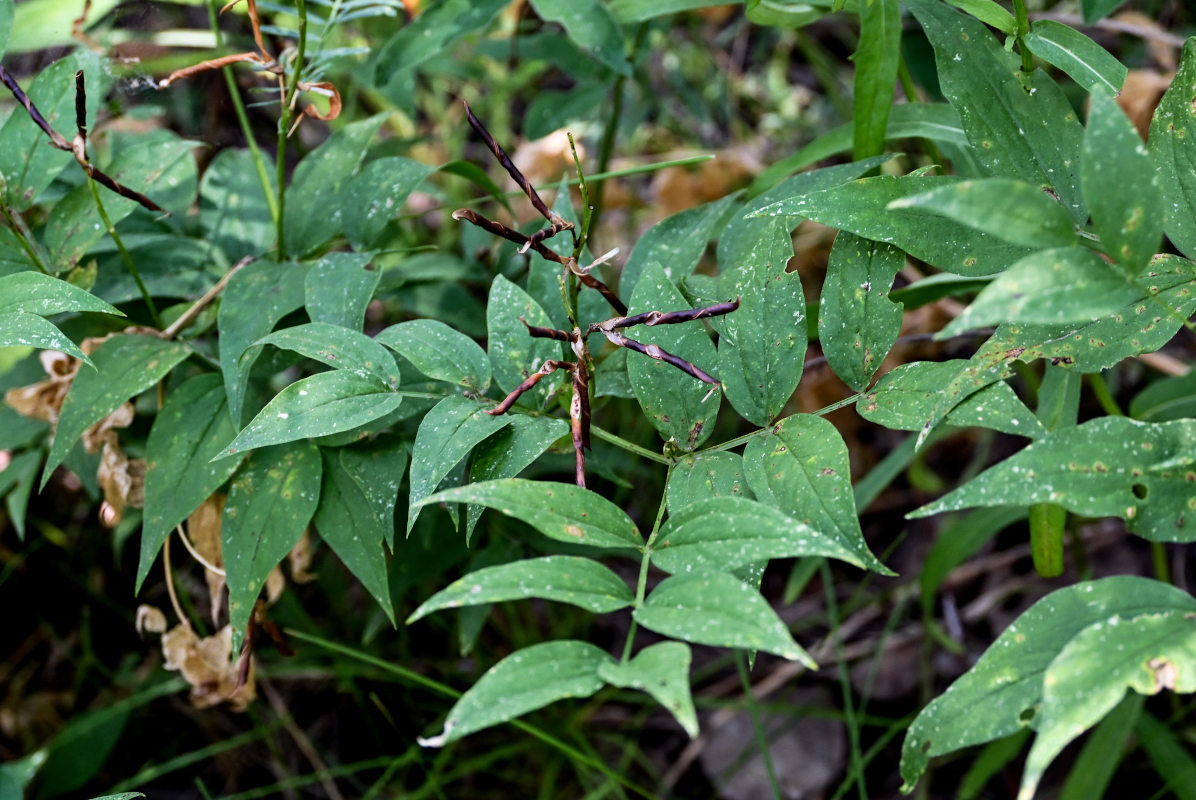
[1018,706,1036,724]
[920,740,932,754]
[1132,483,1149,500]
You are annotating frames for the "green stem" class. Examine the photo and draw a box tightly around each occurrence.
[623,461,673,664]
[589,424,671,464]
[1012,0,1036,73]
[1088,371,1124,416]
[275,0,309,260]
[1029,503,1066,577]
[737,651,783,800]
[207,0,279,227]
[1151,541,1171,583]
[87,177,163,327]
[0,189,50,274]
[588,23,646,241]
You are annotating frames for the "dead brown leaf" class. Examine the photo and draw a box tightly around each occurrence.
[289,528,317,584]
[188,495,227,624]
[161,624,255,711]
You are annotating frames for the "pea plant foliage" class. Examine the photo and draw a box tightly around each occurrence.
[2,0,1196,795]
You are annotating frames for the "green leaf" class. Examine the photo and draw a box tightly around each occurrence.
[217,259,311,424]
[305,252,380,331]
[1149,39,1196,261]
[0,271,122,318]
[610,0,742,22]
[43,334,191,487]
[252,322,399,387]
[598,642,698,737]
[0,0,12,57]
[1083,90,1164,274]
[377,318,491,393]
[621,194,739,302]
[46,132,198,269]
[746,0,824,27]
[1135,711,1196,800]
[339,438,406,550]
[283,115,386,256]
[1024,20,1127,94]
[666,451,752,515]
[374,0,507,84]
[1081,0,1125,24]
[0,51,106,210]
[343,156,435,250]
[652,495,886,575]
[1057,692,1142,800]
[466,415,570,542]
[139,374,245,591]
[406,395,512,534]
[859,360,1044,439]
[1131,371,1196,423]
[754,175,1036,276]
[944,0,1014,33]
[818,231,904,391]
[418,640,612,747]
[420,478,643,550]
[743,415,893,573]
[852,0,901,160]
[529,0,630,76]
[312,447,398,623]
[198,147,275,261]
[940,247,1141,333]
[627,262,721,450]
[910,417,1196,542]
[899,576,1196,792]
[223,441,322,651]
[408,556,634,622]
[221,370,402,457]
[634,571,814,664]
[0,450,39,540]
[717,218,805,425]
[1022,611,1196,800]
[487,275,562,408]
[0,312,90,364]
[907,0,1086,222]
[887,178,1077,249]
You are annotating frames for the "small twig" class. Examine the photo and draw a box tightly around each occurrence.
[162,535,189,627]
[259,676,347,800]
[485,359,574,416]
[162,256,254,339]
[175,524,226,577]
[595,329,720,385]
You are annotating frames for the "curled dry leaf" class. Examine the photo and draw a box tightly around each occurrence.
[83,402,135,453]
[4,350,80,425]
[161,624,256,711]
[188,495,227,624]
[297,81,342,122]
[265,565,286,605]
[289,528,317,584]
[135,604,167,637]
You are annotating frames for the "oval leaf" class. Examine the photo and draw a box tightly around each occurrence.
[254,322,399,387]
[418,640,613,747]
[0,271,123,317]
[486,275,561,407]
[377,318,491,392]
[634,572,814,665]
[666,450,753,515]
[304,252,380,331]
[597,642,698,738]
[528,0,630,76]
[408,556,634,623]
[343,156,436,250]
[0,311,91,364]
[1148,39,1196,261]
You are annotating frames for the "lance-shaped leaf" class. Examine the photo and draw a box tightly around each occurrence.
[487,276,562,408]
[666,451,752,515]
[418,478,643,550]
[859,360,1043,439]
[899,576,1196,792]
[339,439,406,550]
[139,374,245,591]
[627,262,721,450]
[717,218,805,425]
[343,156,436,250]
[940,247,1141,334]
[743,415,893,574]
[466,415,570,543]
[910,417,1196,542]
[312,447,399,624]
[223,441,322,652]
[199,148,275,261]
[283,115,386,256]
[1149,39,1196,261]
[634,572,814,665]
[374,0,507,83]
[818,231,904,392]
[621,194,739,301]
[598,642,698,738]
[1020,610,1196,800]
[0,312,91,364]
[377,318,491,393]
[610,0,733,22]
[754,175,1036,276]
[907,0,1086,222]
[408,556,633,623]
[1024,20,1127,95]
[528,0,630,76]
[852,0,900,160]
[304,252,379,331]
[887,178,1077,249]
[418,640,613,747]
[652,494,888,575]
[0,271,123,317]
[252,322,399,388]
[221,371,402,457]
[44,335,192,487]
[406,395,512,534]
[1083,89,1164,274]
[218,259,311,425]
